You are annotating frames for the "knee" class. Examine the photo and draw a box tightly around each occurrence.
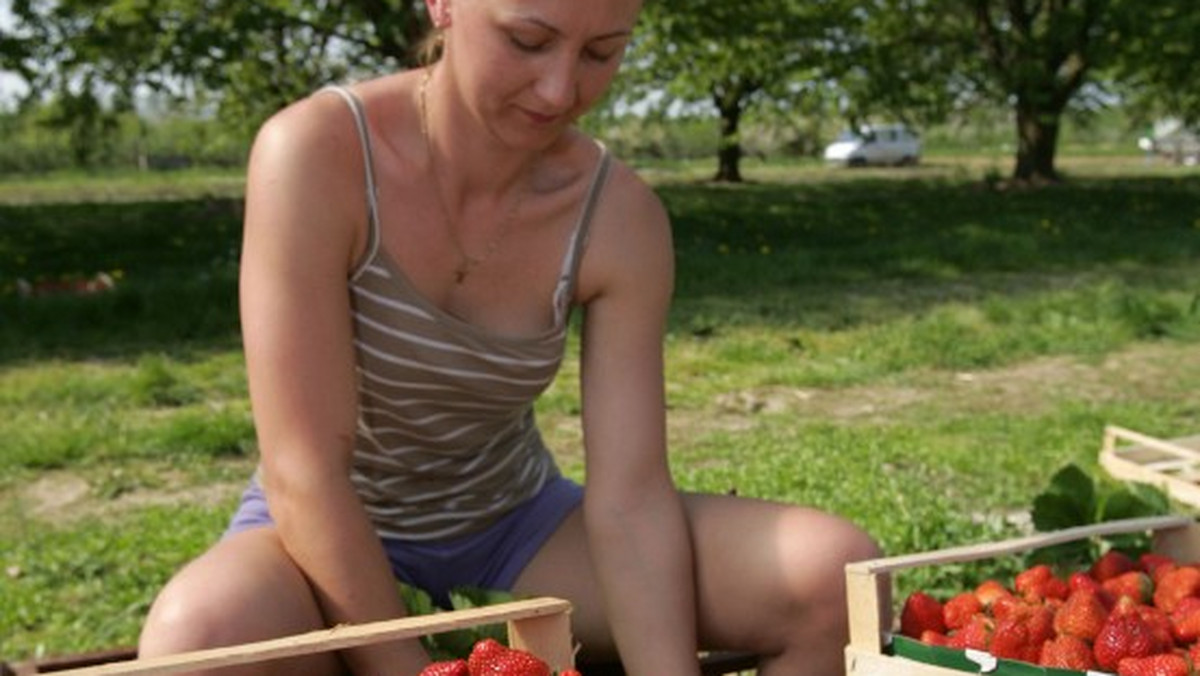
[139,573,237,657]
[777,510,882,619]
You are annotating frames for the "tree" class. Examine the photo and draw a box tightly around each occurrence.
[627,0,855,182]
[4,0,428,141]
[1112,2,1200,126]
[846,0,1198,184]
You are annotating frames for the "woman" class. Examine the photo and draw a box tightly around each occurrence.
[138,0,882,674]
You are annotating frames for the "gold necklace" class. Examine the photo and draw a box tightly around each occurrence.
[418,68,527,285]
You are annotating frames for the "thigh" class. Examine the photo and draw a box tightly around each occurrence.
[512,493,882,661]
[139,527,345,676]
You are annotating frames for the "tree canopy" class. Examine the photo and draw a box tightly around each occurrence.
[2,0,1197,180]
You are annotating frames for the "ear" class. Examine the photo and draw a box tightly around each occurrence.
[425,0,452,28]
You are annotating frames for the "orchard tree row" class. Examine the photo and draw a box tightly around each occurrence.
[1,0,1197,182]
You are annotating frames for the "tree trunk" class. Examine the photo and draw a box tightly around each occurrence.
[712,79,751,183]
[1013,103,1061,183]
[715,109,743,182]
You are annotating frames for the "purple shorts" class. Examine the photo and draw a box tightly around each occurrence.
[225,476,583,609]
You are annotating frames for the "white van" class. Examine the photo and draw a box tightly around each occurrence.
[823,124,921,167]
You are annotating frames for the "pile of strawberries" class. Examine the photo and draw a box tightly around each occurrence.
[417,638,582,676]
[900,550,1200,675]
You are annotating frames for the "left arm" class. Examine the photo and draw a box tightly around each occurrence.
[577,164,701,676]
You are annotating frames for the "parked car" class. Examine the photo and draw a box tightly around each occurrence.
[823,124,921,167]
[1138,119,1199,166]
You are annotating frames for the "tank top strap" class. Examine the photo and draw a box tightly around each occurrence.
[320,85,382,281]
[552,142,612,325]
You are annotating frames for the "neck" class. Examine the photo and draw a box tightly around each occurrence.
[418,65,540,201]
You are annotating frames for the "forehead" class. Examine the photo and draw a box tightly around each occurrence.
[465,0,642,36]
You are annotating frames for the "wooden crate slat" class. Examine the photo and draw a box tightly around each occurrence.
[47,598,573,676]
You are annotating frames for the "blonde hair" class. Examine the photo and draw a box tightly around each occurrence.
[416,27,445,65]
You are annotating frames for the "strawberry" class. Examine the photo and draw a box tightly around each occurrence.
[1093,550,1138,582]
[1054,588,1110,642]
[1133,603,1174,650]
[900,591,946,638]
[989,616,1035,661]
[1105,570,1156,605]
[943,591,983,630]
[1015,564,1070,603]
[955,614,993,650]
[468,638,510,675]
[483,648,551,676]
[974,579,1012,607]
[558,671,583,676]
[1093,612,1167,671]
[1141,552,1178,576]
[1039,634,1098,670]
[919,629,952,646]
[418,660,470,676]
[1015,564,1055,598]
[1170,596,1200,643]
[1155,566,1200,613]
[1116,653,1192,676]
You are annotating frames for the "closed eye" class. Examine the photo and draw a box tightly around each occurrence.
[509,34,549,53]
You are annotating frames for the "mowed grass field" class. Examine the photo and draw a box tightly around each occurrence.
[1,153,1199,662]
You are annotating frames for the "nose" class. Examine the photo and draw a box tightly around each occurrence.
[533,54,579,112]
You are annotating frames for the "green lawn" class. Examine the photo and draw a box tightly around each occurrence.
[2,155,1200,662]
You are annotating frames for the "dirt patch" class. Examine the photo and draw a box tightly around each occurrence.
[17,471,244,524]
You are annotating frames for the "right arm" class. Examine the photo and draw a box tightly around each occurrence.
[239,95,429,676]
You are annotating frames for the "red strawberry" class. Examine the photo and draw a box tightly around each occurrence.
[900,591,946,638]
[1039,634,1098,670]
[483,648,550,676]
[418,660,470,676]
[1116,653,1192,676]
[1054,588,1110,642]
[989,616,1034,661]
[919,629,952,646]
[468,638,510,675]
[943,591,983,630]
[974,579,1012,607]
[1093,612,1167,671]
[1093,550,1138,582]
[558,671,583,676]
[1155,566,1200,613]
[1133,603,1174,650]
[1015,564,1054,598]
[1141,552,1178,576]
[1104,570,1156,604]
[1025,603,1057,646]
[1170,596,1200,643]
[955,614,993,650]
[1015,564,1070,603]
[1071,570,1104,593]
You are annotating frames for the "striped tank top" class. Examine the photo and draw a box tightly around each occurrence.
[327,86,611,541]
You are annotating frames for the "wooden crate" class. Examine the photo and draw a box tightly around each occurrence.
[842,514,1200,675]
[40,597,573,676]
[1100,425,1200,507]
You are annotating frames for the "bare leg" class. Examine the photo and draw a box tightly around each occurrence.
[513,492,883,675]
[139,527,345,676]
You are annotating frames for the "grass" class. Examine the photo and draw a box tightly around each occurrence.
[2,154,1200,661]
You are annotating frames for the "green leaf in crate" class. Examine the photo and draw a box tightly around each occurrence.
[1031,465,1096,532]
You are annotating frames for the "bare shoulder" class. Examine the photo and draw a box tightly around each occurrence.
[575,152,673,305]
[243,88,370,269]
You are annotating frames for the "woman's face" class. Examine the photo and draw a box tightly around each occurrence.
[438,0,642,148]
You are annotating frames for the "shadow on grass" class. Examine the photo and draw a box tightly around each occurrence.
[0,197,244,364]
[660,174,1200,332]
[2,174,1199,364]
